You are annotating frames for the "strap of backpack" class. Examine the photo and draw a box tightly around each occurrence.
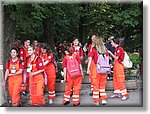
[98,51,106,58]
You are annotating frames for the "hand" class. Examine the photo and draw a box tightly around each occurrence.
[9,74,14,76]
[107,50,111,54]
[81,71,84,78]
[64,76,66,82]
[85,59,88,64]
[61,71,64,77]
[5,76,8,81]
[80,57,83,61]
[87,69,90,74]
[30,72,34,77]
[82,75,84,79]
[82,72,84,76]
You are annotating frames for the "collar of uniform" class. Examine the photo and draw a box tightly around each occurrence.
[10,57,19,64]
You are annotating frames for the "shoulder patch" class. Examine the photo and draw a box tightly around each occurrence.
[117,50,120,53]
[20,51,23,54]
[48,56,51,59]
[39,63,42,66]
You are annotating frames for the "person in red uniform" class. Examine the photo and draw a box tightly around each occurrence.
[60,41,67,59]
[62,45,83,106]
[86,35,97,96]
[26,45,46,106]
[5,48,24,106]
[108,39,129,101]
[33,39,41,56]
[40,44,56,105]
[72,38,84,61]
[20,39,30,92]
[95,36,109,105]
[87,36,109,106]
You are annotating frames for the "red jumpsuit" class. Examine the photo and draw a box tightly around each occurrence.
[26,55,46,106]
[89,48,108,102]
[40,53,56,100]
[113,46,128,96]
[62,54,82,105]
[6,58,24,105]
[20,46,29,90]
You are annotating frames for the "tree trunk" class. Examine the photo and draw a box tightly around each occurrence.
[79,4,87,43]
[43,17,56,53]
[1,4,16,106]
[3,5,16,66]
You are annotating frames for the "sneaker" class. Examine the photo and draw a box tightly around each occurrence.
[110,94,121,98]
[101,100,107,105]
[27,99,32,105]
[62,100,70,105]
[32,104,39,107]
[49,99,54,104]
[9,100,12,104]
[94,102,99,106]
[12,103,18,107]
[121,96,129,101]
[73,102,80,106]
[89,92,93,96]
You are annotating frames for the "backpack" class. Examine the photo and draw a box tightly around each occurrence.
[96,54,111,74]
[66,55,81,78]
[122,52,133,68]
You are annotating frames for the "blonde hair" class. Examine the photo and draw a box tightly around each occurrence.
[95,36,106,54]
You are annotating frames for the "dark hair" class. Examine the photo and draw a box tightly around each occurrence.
[41,43,49,49]
[41,43,52,54]
[111,38,120,45]
[73,37,78,41]
[33,38,38,42]
[64,45,72,55]
[23,38,30,43]
[91,32,98,37]
[10,47,19,54]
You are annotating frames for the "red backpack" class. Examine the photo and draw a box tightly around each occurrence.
[66,54,81,78]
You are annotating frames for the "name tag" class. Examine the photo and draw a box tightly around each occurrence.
[74,52,78,54]
[27,64,32,73]
[11,66,16,74]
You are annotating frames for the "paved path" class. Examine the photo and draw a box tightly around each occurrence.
[17,84,142,107]
[1,79,143,107]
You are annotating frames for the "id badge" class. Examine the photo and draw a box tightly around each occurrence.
[27,64,32,73]
[11,66,16,74]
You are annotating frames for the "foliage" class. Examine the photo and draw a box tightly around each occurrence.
[3,2,142,48]
[129,53,140,70]
[56,62,63,80]
[3,2,143,81]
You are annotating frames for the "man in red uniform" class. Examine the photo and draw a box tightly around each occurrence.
[20,39,30,93]
[33,39,41,56]
[108,39,129,101]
